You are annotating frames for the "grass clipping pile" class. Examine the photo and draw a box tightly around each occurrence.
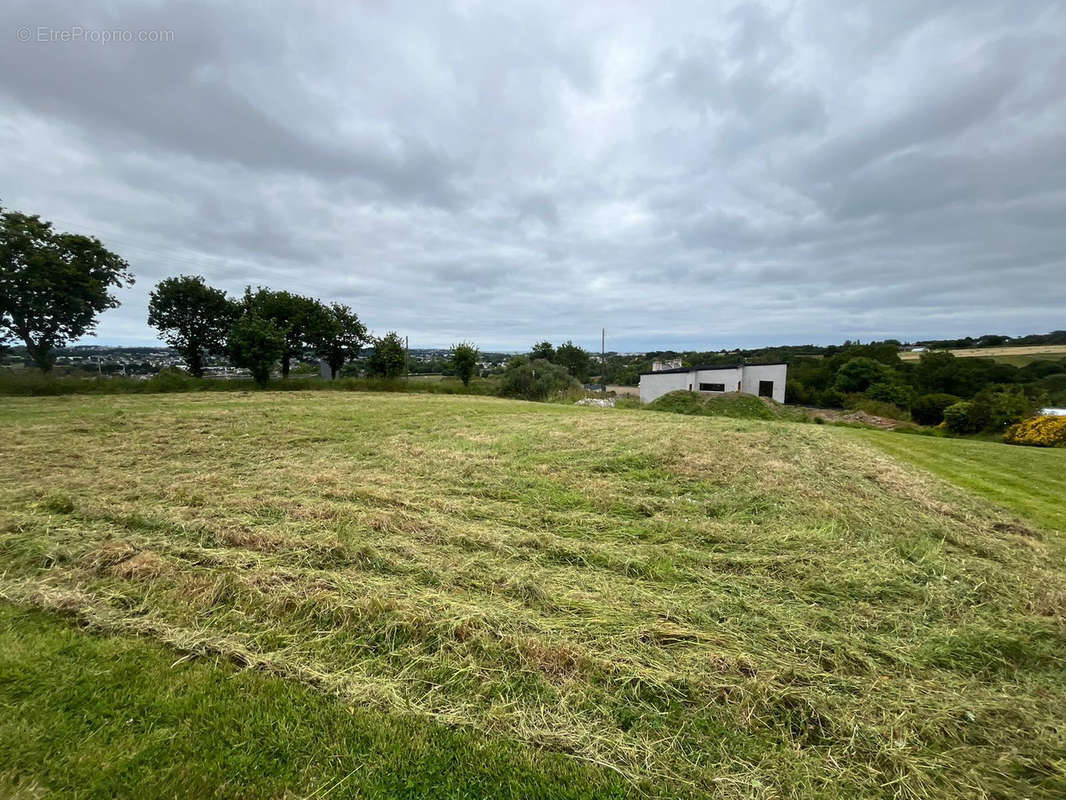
[2,392,1065,798]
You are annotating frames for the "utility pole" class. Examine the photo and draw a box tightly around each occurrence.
[404,335,409,384]
[601,328,606,396]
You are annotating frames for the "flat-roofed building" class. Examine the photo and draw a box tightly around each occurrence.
[638,362,787,404]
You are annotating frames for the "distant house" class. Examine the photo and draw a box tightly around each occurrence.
[638,362,787,404]
[910,346,928,353]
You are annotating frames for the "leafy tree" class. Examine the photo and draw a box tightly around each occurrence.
[971,385,1034,432]
[227,315,284,386]
[242,288,323,378]
[312,303,367,379]
[942,401,982,434]
[555,340,592,382]
[0,207,133,371]
[833,357,894,394]
[451,342,479,386]
[530,341,555,362]
[147,275,236,377]
[866,380,913,408]
[366,331,406,378]
[498,356,578,401]
[910,394,961,426]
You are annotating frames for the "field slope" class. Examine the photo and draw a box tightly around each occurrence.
[1,393,1064,798]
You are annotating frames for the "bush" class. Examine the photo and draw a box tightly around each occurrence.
[497,357,579,402]
[911,393,961,426]
[785,379,816,405]
[866,381,913,408]
[972,385,1035,432]
[943,401,981,434]
[1004,415,1066,447]
[843,395,907,420]
[817,388,846,409]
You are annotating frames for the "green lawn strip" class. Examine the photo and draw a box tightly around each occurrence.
[0,603,642,800]
[848,429,1066,534]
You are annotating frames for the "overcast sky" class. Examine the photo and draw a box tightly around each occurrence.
[2,1,1064,352]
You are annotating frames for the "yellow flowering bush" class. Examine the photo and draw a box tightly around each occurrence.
[1004,415,1066,447]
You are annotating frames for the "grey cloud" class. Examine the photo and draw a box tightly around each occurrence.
[0,0,1063,351]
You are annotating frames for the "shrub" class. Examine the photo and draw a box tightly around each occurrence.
[943,401,980,434]
[1004,415,1066,447]
[911,393,961,426]
[785,379,816,405]
[817,388,846,408]
[843,395,907,420]
[142,368,204,393]
[971,385,1035,432]
[497,357,578,402]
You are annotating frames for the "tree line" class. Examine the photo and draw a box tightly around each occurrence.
[784,342,1066,431]
[1,206,484,387]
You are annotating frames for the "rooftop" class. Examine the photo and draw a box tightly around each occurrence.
[639,362,788,376]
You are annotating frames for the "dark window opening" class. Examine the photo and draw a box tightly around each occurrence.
[699,382,725,392]
[758,380,774,397]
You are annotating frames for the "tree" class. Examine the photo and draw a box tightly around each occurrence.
[312,303,367,379]
[451,342,479,386]
[910,394,961,426]
[227,315,284,386]
[147,275,236,377]
[555,340,592,382]
[366,331,406,378]
[0,207,133,371]
[530,341,555,362]
[833,357,894,394]
[242,288,322,378]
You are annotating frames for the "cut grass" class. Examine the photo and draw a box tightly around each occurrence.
[1,392,1065,797]
[848,428,1066,536]
[0,603,632,799]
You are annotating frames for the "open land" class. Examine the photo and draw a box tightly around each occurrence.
[1,392,1064,798]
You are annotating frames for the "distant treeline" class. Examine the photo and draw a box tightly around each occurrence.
[914,330,1066,349]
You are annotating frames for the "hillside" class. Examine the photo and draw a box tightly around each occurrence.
[1,393,1064,798]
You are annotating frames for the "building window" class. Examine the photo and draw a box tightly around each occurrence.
[758,380,774,397]
[699,382,725,392]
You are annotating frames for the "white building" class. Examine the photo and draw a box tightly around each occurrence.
[638,362,788,404]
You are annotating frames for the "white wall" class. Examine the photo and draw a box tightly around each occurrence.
[638,371,690,402]
[693,367,743,393]
[739,364,787,403]
[639,364,787,404]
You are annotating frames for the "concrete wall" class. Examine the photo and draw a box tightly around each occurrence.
[638,371,691,403]
[639,364,787,404]
[739,363,787,404]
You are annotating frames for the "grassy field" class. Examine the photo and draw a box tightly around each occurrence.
[1,392,1065,797]
[899,345,1066,365]
[848,430,1066,536]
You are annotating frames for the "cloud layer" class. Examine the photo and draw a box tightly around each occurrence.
[2,0,1064,350]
